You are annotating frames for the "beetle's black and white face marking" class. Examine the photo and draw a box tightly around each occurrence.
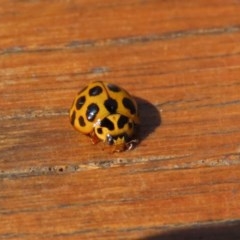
[106,134,114,145]
[94,114,135,145]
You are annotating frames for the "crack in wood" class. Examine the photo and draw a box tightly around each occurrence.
[1,153,240,179]
[1,25,240,55]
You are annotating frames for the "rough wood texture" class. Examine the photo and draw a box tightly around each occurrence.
[1,0,240,239]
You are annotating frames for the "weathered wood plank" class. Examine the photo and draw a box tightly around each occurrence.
[1,0,240,239]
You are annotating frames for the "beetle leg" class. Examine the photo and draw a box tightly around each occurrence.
[89,131,100,144]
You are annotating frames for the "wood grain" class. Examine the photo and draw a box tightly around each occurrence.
[1,0,240,239]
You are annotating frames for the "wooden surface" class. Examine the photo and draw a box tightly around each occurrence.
[1,0,240,239]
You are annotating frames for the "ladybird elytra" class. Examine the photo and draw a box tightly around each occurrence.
[70,81,139,152]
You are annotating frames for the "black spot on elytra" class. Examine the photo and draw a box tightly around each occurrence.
[107,83,121,92]
[117,115,129,129]
[122,97,136,114]
[76,96,86,110]
[89,86,103,96]
[104,98,118,113]
[79,116,86,127]
[70,111,76,125]
[86,103,99,122]
[128,122,133,129]
[101,118,114,130]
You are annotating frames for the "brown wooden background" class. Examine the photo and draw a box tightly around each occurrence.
[1,0,240,239]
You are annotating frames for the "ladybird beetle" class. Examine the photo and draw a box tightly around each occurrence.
[69,81,139,152]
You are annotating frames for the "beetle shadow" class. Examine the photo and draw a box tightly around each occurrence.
[141,220,240,240]
[134,96,161,143]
